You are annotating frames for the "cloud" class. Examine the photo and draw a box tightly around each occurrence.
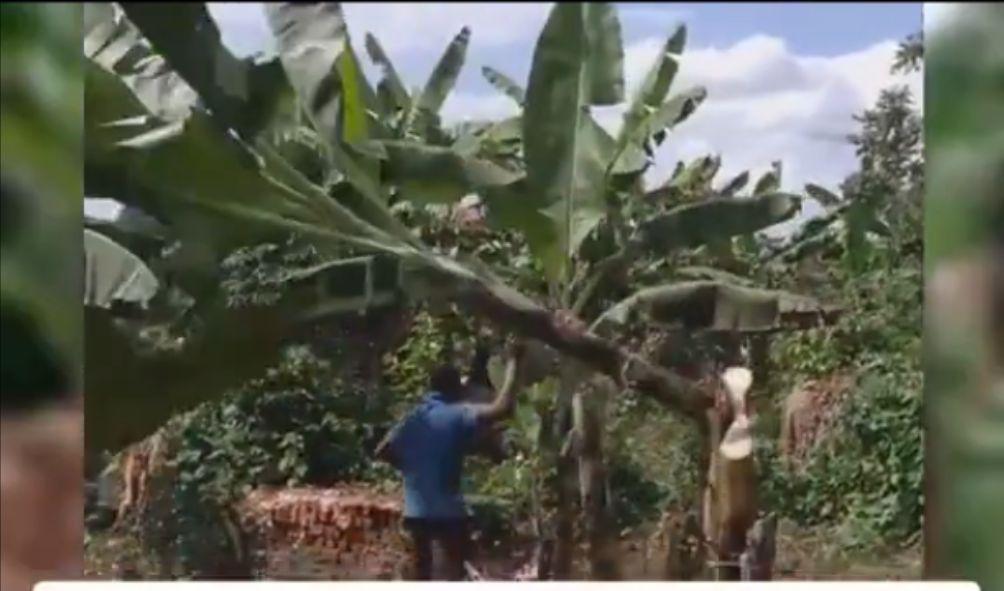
[608,34,923,233]
[441,92,520,125]
[206,3,551,56]
[343,3,551,54]
[206,3,271,57]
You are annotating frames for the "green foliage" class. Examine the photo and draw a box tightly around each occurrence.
[759,358,922,547]
[608,390,701,522]
[761,254,922,549]
[382,309,476,411]
[153,346,393,575]
[755,37,923,545]
[220,236,323,308]
[607,457,669,530]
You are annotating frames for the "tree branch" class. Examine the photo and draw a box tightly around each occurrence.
[454,277,711,423]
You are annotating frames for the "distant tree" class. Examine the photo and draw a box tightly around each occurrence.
[892,31,923,75]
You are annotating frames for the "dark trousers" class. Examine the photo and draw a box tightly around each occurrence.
[403,517,471,581]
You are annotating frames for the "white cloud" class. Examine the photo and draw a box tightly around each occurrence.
[441,92,520,125]
[206,3,552,58]
[610,34,923,233]
[343,3,551,55]
[207,3,271,57]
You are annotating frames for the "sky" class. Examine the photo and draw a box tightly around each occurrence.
[88,2,940,232]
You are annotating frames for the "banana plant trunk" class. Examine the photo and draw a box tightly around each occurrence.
[534,362,580,580]
[551,366,581,580]
[574,375,621,580]
[703,368,758,581]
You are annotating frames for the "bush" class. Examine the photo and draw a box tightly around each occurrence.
[144,346,395,576]
[759,357,922,547]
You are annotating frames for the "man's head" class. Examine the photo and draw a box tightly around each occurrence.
[430,364,463,401]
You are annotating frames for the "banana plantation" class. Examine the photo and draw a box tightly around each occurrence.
[82,2,923,581]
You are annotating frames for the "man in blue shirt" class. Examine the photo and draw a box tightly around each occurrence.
[375,339,524,580]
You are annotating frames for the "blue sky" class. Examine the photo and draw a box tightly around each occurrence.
[619,3,921,56]
[89,3,929,231]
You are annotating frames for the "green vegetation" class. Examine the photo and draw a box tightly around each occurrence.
[81,1,923,581]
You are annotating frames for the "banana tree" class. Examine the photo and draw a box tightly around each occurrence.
[470,6,837,579]
[363,26,471,145]
[84,1,835,580]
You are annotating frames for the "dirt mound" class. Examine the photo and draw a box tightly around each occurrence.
[237,486,409,580]
[779,373,855,465]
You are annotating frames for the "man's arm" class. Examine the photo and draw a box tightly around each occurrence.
[374,424,401,470]
[469,339,524,425]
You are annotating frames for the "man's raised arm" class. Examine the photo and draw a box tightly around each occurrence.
[470,339,525,424]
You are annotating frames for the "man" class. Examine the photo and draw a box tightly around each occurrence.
[375,339,524,581]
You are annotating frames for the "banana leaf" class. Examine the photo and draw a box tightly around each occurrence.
[84,3,198,123]
[752,160,782,195]
[264,3,383,147]
[633,193,802,255]
[481,65,526,107]
[718,171,750,197]
[265,2,420,242]
[380,140,522,204]
[364,32,410,115]
[595,280,834,333]
[523,2,625,282]
[408,26,471,137]
[83,228,159,310]
[804,182,842,207]
[620,24,686,144]
[118,3,286,137]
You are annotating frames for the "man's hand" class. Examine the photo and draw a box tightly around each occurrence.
[505,336,527,364]
[471,336,525,424]
[374,428,401,470]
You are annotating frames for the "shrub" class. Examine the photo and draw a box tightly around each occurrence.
[142,346,394,576]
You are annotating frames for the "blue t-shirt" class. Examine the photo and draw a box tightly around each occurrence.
[387,392,480,519]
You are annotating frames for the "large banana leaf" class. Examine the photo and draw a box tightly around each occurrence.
[595,281,834,333]
[265,2,420,243]
[84,228,159,310]
[85,204,170,262]
[453,115,523,158]
[615,24,688,163]
[263,2,352,146]
[805,182,842,207]
[570,191,791,314]
[632,192,802,255]
[718,171,750,197]
[615,86,706,168]
[523,2,625,283]
[656,153,721,203]
[752,160,782,195]
[482,65,526,107]
[85,55,414,259]
[481,179,557,269]
[84,3,198,122]
[364,32,410,115]
[117,3,286,137]
[263,2,385,146]
[380,140,521,204]
[408,26,471,138]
